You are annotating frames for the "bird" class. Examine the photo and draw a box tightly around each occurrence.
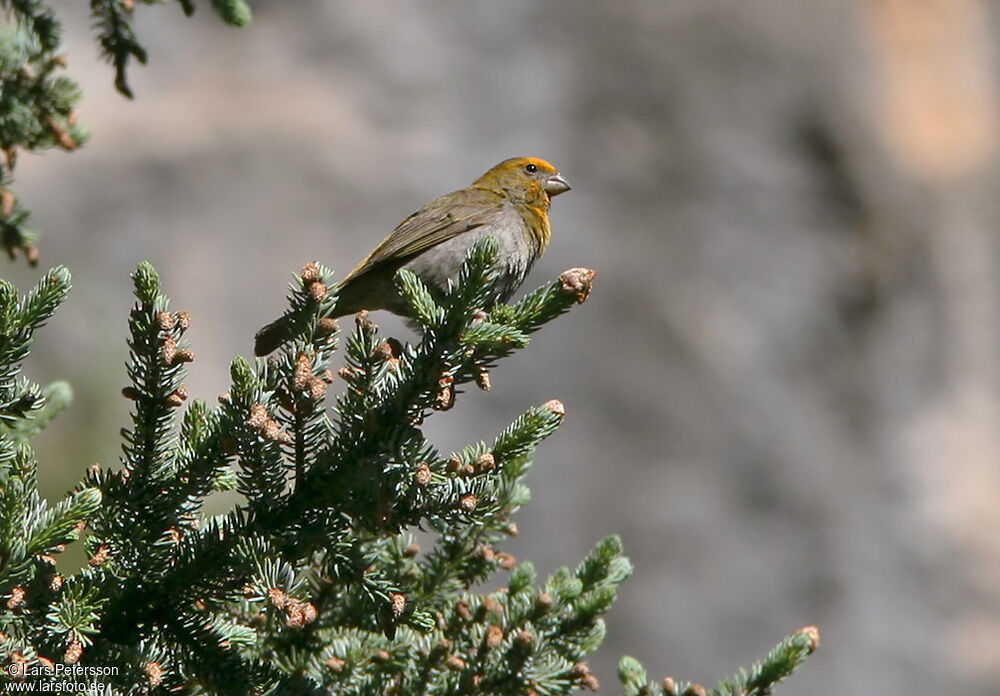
[254,157,571,356]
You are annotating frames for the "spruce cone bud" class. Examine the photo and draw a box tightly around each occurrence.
[662,676,678,695]
[144,662,162,688]
[89,545,109,567]
[447,454,462,473]
[1,189,14,217]
[309,282,328,302]
[413,462,432,487]
[455,601,472,621]
[505,522,519,537]
[373,649,391,663]
[800,625,820,653]
[355,310,375,333]
[496,552,516,570]
[175,311,191,330]
[121,386,141,400]
[581,673,600,691]
[683,685,707,696]
[49,574,63,591]
[267,588,289,609]
[24,246,38,267]
[6,587,24,609]
[326,656,346,673]
[535,592,554,613]
[155,311,175,330]
[569,662,590,679]
[300,263,320,284]
[389,592,407,618]
[483,624,503,651]
[160,338,178,365]
[63,639,82,665]
[403,543,420,558]
[164,388,187,408]
[542,399,565,418]
[473,545,495,563]
[513,629,535,650]
[445,654,465,671]
[174,348,195,364]
[559,267,596,303]
[459,494,478,512]
[476,365,491,391]
[293,351,313,391]
[308,377,327,401]
[475,452,496,473]
[317,317,340,336]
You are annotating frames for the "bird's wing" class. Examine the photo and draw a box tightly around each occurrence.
[342,188,504,283]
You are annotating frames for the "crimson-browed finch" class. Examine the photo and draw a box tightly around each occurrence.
[254,157,570,355]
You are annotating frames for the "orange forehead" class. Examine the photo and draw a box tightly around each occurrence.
[498,157,558,174]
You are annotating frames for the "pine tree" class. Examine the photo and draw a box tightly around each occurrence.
[0,3,819,694]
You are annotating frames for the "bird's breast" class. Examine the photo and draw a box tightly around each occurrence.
[402,204,538,303]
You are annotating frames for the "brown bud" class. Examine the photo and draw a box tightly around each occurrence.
[89,545,109,567]
[373,649,391,664]
[121,386,141,400]
[496,552,516,570]
[300,263,320,284]
[308,377,327,401]
[267,588,289,609]
[265,422,293,445]
[164,388,187,408]
[683,685,707,696]
[155,311,175,330]
[481,595,502,615]
[459,494,478,512]
[505,522,519,537]
[447,454,462,473]
[569,662,591,678]
[293,351,313,391]
[6,587,25,609]
[581,673,600,691]
[459,463,475,478]
[309,282,329,303]
[355,310,376,333]
[1,189,14,217]
[247,403,269,430]
[326,656,346,673]
[74,519,88,536]
[535,592,554,612]
[473,545,495,563]
[476,365,491,391]
[175,311,191,330]
[483,624,503,650]
[403,543,420,558]
[445,654,465,671]
[301,602,318,625]
[49,574,63,591]
[144,661,162,688]
[434,374,455,411]
[160,337,178,365]
[389,592,406,617]
[63,639,82,665]
[174,348,195,364]
[559,267,596,303]
[662,676,678,695]
[317,317,340,336]
[413,462,432,487]
[543,399,565,418]
[23,246,38,267]
[285,603,306,627]
[475,452,496,473]
[800,625,820,653]
[373,341,395,362]
[513,629,535,650]
[218,392,232,404]
[455,601,473,621]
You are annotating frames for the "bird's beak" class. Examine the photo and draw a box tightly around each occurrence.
[543,173,571,197]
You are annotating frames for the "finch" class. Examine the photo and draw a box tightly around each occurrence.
[254,157,570,356]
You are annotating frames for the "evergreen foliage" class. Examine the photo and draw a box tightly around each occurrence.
[0,245,818,693]
[0,0,252,262]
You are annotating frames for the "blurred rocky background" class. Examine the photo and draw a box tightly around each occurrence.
[7,1,999,693]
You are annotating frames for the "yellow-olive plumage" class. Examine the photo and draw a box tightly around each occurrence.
[254,157,570,356]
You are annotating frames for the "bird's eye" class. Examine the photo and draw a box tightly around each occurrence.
[525,163,538,173]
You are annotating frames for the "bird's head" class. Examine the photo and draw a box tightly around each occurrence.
[473,157,571,206]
